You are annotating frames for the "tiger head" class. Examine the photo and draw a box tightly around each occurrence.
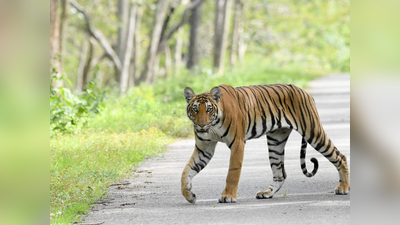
[183,86,222,133]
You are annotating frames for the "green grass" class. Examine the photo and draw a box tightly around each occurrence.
[50,61,321,224]
[50,128,172,224]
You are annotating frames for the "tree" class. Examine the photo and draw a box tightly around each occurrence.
[76,34,90,92]
[70,0,137,93]
[187,0,204,70]
[70,0,122,74]
[116,0,130,82]
[50,0,62,87]
[137,0,171,84]
[213,0,232,75]
[229,0,243,67]
[129,2,144,88]
[119,5,137,93]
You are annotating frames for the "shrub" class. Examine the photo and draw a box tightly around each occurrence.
[50,75,107,135]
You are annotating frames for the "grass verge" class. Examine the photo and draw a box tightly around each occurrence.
[50,128,172,224]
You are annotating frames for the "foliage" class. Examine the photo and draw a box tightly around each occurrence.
[62,0,349,90]
[154,55,320,103]
[50,75,107,135]
[244,0,350,72]
[87,85,191,137]
[50,127,172,224]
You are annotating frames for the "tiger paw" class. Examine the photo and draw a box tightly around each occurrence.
[182,189,197,203]
[256,190,274,199]
[335,185,350,195]
[218,194,237,203]
[187,192,197,203]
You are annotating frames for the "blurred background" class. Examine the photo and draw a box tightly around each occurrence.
[50,0,350,91]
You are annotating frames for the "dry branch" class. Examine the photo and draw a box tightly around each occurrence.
[70,0,122,72]
[157,0,204,54]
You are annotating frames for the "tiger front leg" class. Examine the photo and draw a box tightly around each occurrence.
[181,142,217,203]
[219,140,245,203]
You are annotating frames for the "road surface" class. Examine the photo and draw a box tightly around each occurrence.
[82,74,350,225]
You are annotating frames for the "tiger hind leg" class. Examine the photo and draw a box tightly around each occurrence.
[306,131,350,195]
[256,128,292,199]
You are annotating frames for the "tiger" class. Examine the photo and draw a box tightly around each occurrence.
[181,84,350,203]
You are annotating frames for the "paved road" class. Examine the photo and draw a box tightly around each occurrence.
[83,74,350,225]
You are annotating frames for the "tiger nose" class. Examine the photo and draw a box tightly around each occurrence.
[199,123,206,128]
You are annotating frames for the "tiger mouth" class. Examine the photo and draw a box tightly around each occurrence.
[196,128,209,133]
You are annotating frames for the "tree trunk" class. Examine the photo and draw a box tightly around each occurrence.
[129,3,143,88]
[229,0,242,67]
[120,5,137,93]
[50,0,62,86]
[59,0,69,76]
[174,28,183,76]
[165,45,172,78]
[238,38,247,64]
[236,0,245,64]
[213,0,232,75]
[117,0,130,82]
[76,34,89,92]
[187,0,204,70]
[76,36,94,93]
[82,38,95,89]
[138,0,170,84]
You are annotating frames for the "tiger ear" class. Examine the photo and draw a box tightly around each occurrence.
[184,87,195,103]
[210,86,222,103]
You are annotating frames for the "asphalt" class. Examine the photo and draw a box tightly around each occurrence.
[82,74,350,225]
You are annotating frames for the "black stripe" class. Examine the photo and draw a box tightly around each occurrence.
[315,134,326,151]
[336,158,342,168]
[219,85,231,95]
[240,88,253,134]
[325,147,337,158]
[300,149,306,159]
[268,149,285,156]
[270,162,282,169]
[228,133,237,149]
[190,157,200,173]
[270,86,284,108]
[292,86,307,133]
[280,85,299,130]
[324,150,335,158]
[221,119,232,138]
[254,86,271,133]
[267,135,279,142]
[300,89,316,140]
[198,158,207,167]
[319,139,331,154]
[195,132,211,142]
[196,145,212,160]
[267,136,289,146]
[254,89,268,135]
[269,86,283,128]
[269,156,279,161]
[257,86,276,130]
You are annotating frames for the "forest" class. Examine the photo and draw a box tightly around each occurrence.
[50,0,350,223]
